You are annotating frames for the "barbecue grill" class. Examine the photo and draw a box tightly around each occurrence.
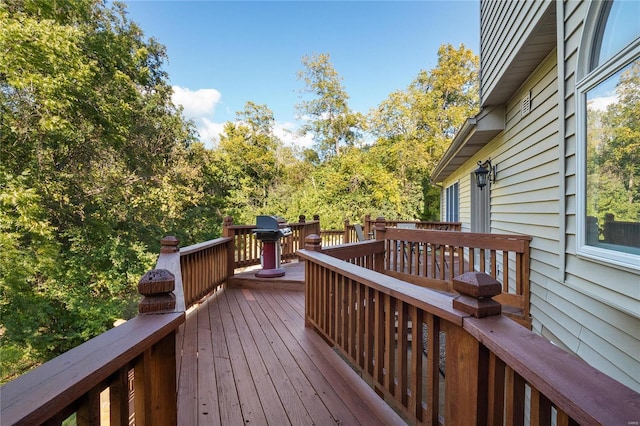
[253,215,292,278]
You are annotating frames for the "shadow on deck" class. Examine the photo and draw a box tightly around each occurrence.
[176,262,405,425]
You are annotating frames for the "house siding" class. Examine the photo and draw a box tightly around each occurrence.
[558,0,640,391]
[443,1,640,391]
[480,0,553,104]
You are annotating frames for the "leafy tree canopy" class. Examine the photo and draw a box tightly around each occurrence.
[0,0,480,382]
[0,0,221,382]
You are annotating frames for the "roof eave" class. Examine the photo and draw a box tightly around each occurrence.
[431,105,505,184]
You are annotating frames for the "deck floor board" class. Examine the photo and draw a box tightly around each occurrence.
[226,288,309,425]
[196,298,220,426]
[259,289,391,425]
[177,284,406,425]
[242,289,356,425]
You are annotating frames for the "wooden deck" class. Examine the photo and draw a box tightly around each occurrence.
[176,267,405,425]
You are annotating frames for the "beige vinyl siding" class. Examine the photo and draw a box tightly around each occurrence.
[443,0,640,390]
[491,51,559,266]
[532,0,640,391]
[459,176,472,233]
[480,0,552,103]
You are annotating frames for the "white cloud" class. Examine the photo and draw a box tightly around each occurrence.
[171,86,221,118]
[170,86,313,150]
[199,118,226,146]
[274,121,314,148]
[587,94,619,112]
[197,119,314,149]
[171,86,224,147]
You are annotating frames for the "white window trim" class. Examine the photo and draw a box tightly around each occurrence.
[575,38,640,272]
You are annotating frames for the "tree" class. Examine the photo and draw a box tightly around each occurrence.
[368,44,479,219]
[296,53,363,159]
[212,102,283,223]
[0,0,214,382]
[585,60,640,238]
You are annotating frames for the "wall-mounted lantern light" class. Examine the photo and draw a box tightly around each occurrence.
[474,159,496,190]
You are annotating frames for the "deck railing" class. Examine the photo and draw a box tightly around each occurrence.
[0,237,188,425]
[375,218,532,326]
[361,214,462,238]
[298,239,639,425]
[320,229,346,246]
[4,220,638,425]
[180,237,234,308]
[222,215,321,268]
[321,218,531,327]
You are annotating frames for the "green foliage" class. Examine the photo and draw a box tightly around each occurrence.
[0,0,479,383]
[368,44,479,219]
[296,53,364,159]
[212,102,285,224]
[0,0,222,382]
[586,60,640,235]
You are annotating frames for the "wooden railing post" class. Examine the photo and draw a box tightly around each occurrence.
[453,271,502,318]
[444,272,502,425]
[305,234,322,252]
[222,216,234,238]
[223,216,235,277]
[297,215,307,251]
[138,269,177,314]
[344,219,351,243]
[160,236,179,254]
[363,214,372,238]
[304,234,322,329]
[374,216,386,273]
[136,269,179,425]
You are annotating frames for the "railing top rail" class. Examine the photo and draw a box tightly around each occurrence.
[384,227,531,252]
[179,237,233,256]
[298,249,465,326]
[386,220,462,225]
[0,312,184,425]
[288,219,320,225]
[225,224,256,230]
[464,315,640,424]
[225,220,320,229]
[320,240,384,260]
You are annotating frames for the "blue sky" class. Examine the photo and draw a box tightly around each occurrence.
[123,1,480,147]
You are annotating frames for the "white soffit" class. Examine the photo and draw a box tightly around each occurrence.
[431,105,505,183]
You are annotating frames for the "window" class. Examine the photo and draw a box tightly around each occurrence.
[445,182,459,222]
[577,0,640,270]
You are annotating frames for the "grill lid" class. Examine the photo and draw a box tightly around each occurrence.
[255,215,280,230]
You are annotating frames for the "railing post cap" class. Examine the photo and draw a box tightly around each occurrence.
[299,214,306,222]
[138,268,176,295]
[313,214,320,221]
[453,272,502,318]
[138,268,176,313]
[160,236,180,253]
[304,234,322,251]
[223,216,234,225]
[453,271,502,298]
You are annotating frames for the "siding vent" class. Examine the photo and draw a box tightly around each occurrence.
[521,91,532,117]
